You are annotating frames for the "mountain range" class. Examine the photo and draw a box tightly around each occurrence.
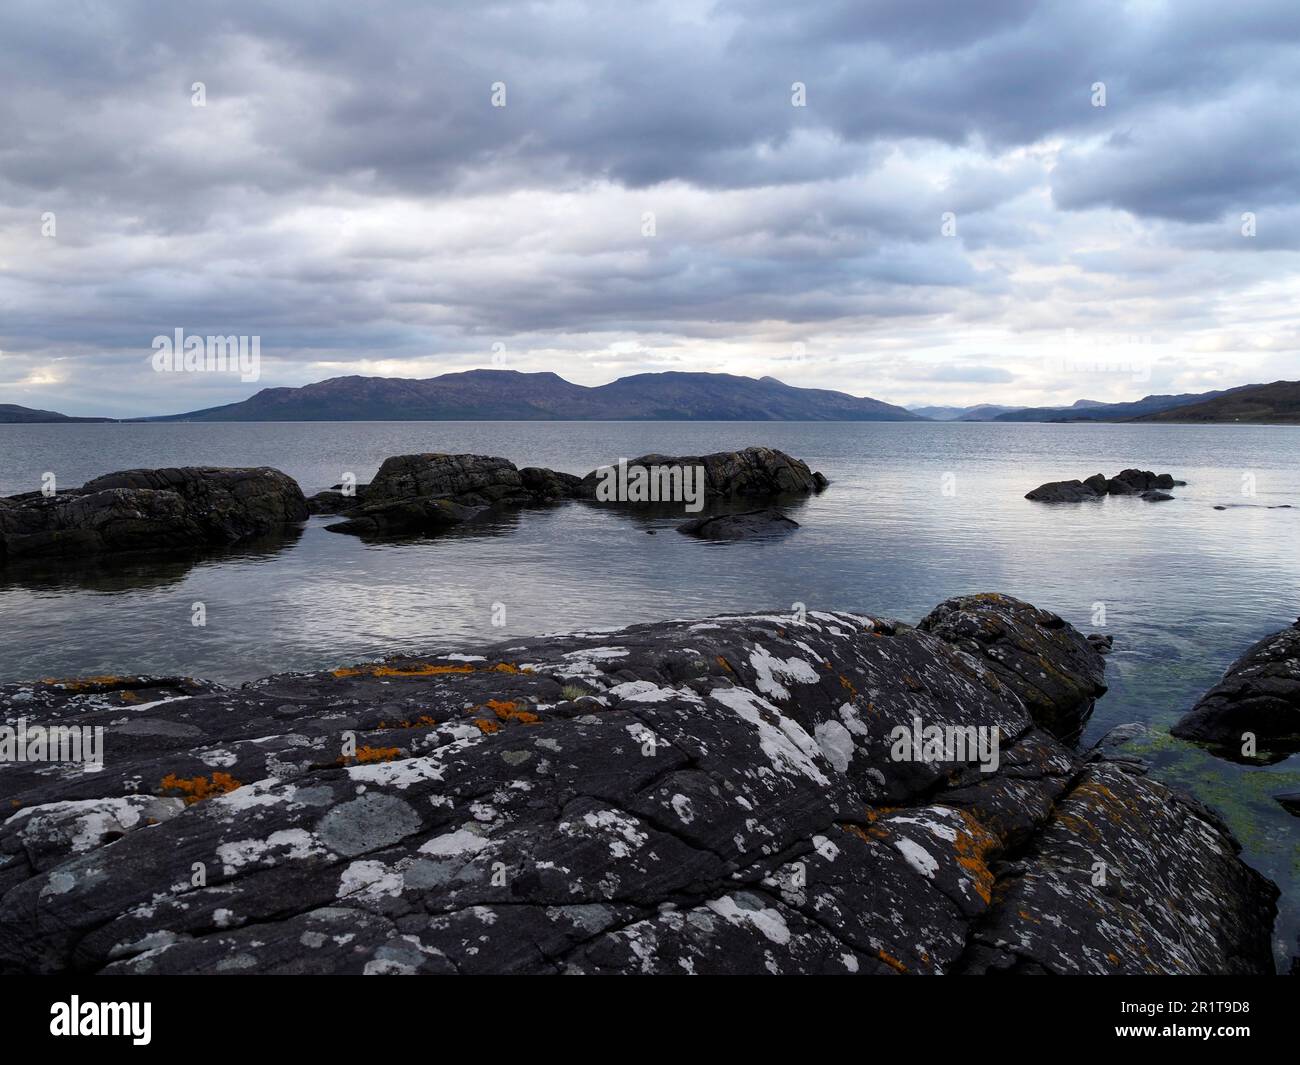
[0,403,114,424]
[4,372,1298,425]
[145,370,922,422]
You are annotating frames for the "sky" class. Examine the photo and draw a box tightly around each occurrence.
[1,0,1298,418]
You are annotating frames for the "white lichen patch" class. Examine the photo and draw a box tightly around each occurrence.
[709,686,829,786]
[705,895,792,945]
[747,645,820,700]
[216,828,327,875]
[813,719,854,773]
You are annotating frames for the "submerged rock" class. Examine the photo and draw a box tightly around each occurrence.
[677,509,799,539]
[0,594,1275,975]
[1171,619,1300,763]
[0,467,308,562]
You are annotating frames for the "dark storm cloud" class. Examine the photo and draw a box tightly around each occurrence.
[0,0,1297,417]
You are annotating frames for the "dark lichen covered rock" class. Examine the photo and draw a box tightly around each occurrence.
[0,594,1275,975]
[917,593,1108,741]
[677,509,799,540]
[1172,619,1300,763]
[0,467,308,562]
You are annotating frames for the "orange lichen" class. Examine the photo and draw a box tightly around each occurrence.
[380,715,437,729]
[488,699,540,724]
[838,674,858,699]
[118,690,140,703]
[355,745,400,764]
[41,675,133,691]
[951,809,999,905]
[716,655,733,672]
[331,662,475,679]
[331,660,531,679]
[877,949,908,974]
[160,772,242,805]
[473,718,501,734]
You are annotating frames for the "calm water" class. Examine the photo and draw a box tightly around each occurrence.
[1,420,1298,967]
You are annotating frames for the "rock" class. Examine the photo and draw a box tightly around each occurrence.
[677,509,799,540]
[325,454,580,537]
[917,593,1108,740]
[1111,468,1159,492]
[519,467,584,500]
[1027,469,1184,503]
[306,484,370,515]
[1172,620,1300,763]
[324,449,828,538]
[4,594,1273,975]
[324,496,487,537]
[1275,793,1300,817]
[364,454,531,506]
[0,468,308,562]
[1024,479,1102,503]
[580,447,827,501]
[1087,633,1115,655]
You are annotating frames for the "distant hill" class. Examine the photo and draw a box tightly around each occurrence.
[0,404,113,424]
[992,387,1246,423]
[909,403,1025,421]
[148,370,922,422]
[1132,380,1300,424]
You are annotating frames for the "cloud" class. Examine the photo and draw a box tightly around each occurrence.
[0,0,1297,417]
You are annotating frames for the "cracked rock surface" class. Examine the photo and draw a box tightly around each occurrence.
[0,594,1277,974]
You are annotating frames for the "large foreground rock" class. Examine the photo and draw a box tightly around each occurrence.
[0,467,308,562]
[0,594,1276,974]
[1172,619,1300,763]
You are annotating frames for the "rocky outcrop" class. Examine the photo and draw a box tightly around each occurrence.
[580,446,827,501]
[917,593,1108,741]
[677,509,799,540]
[0,594,1276,975]
[0,467,308,562]
[323,454,579,537]
[1172,620,1300,763]
[324,449,823,538]
[1026,468,1185,503]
